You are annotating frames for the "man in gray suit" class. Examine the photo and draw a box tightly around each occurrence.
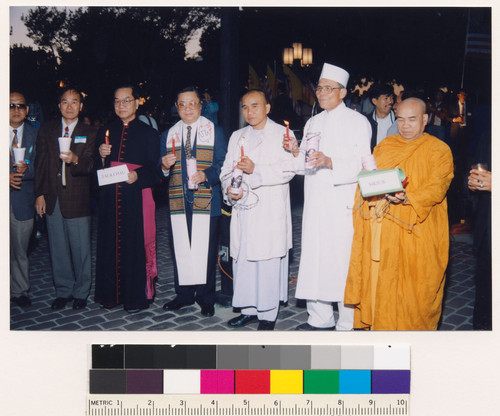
[35,86,97,310]
[10,91,37,307]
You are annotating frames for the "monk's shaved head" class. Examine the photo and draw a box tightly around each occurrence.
[242,89,268,104]
[398,97,426,115]
[396,97,428,141]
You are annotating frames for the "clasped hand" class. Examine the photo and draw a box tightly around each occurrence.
[468,169,491,192]
[385,191,406,204]
[9,161,27,189]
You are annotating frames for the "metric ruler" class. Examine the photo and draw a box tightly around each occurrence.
[87,394,410,415]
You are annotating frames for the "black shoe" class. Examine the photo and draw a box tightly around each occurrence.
[215,292,233,308]
[72,299,87,310]
[100,303,118,310]
[228,314,258,328]
[162,298,194,311]
[200,304,215,317]
[257,320,275,330]
[125,305,149,314]
[51,297,72,310]
[11,295,31,307]
[296,322,335,331]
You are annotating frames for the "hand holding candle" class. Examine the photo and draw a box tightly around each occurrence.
[99,130,112,159]
[237,156,255,174]
[161,135,177,171]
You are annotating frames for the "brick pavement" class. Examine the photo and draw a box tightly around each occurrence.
[10,177,477,331]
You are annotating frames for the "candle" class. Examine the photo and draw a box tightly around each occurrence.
[172,136,176,156]
[105,129,109,145]
[240,136,245,161]
[284,120,290,141]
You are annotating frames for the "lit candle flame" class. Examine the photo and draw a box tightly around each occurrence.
[105,129,109,145]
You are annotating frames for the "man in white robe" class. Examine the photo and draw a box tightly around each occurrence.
[290,63,372,330]
[220,90,295,330]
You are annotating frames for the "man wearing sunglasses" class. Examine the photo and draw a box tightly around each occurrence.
[10,91,37,308]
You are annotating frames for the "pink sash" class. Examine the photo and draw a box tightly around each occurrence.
[111,161,157,299]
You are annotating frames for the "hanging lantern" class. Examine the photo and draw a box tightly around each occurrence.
[293,42,303,60]
[283,48,294,65]
[302,48,313,66]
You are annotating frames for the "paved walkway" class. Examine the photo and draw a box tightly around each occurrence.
[10,177,476,331]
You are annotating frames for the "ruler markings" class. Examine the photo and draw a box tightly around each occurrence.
[88,396,409,415]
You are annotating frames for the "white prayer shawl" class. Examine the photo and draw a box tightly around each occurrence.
[166,116,215,285]
[220,118,295,261]
[294,102,372,301]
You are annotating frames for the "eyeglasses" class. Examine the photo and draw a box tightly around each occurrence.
[315,85,342,94]
[10,103,27,110]
[114,97,135,106]
[177,101,200,109]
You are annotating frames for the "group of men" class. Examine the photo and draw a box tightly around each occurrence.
[10,60,470,330]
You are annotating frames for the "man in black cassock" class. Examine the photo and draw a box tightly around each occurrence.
[94,84,160,313]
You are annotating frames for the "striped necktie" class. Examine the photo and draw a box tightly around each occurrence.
[12,129,19,148]
[185,125,192,159]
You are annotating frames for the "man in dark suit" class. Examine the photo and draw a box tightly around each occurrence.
[160,86,227,317]
[447,89,473,225]
[35,86,97,310]
[10,91,37,307]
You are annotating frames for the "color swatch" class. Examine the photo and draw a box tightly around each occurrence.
[89,344,410,395]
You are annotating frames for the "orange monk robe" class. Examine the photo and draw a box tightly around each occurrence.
[344,133,454,330]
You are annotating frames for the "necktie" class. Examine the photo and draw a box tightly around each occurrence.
[12,129,18,148]
[11,129,19,164]
[185,125,192,159]
[62,126,69,186]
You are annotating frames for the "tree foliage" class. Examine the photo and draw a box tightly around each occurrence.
[10,45,60,118]
[15,6,221,122]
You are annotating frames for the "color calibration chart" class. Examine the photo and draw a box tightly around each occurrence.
[88,344,410,415]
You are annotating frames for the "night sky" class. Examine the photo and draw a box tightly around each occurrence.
[238,7,490,92]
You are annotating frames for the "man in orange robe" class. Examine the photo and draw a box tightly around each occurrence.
[344,98,454,330]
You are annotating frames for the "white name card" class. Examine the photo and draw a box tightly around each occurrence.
[97,164,130,186]
[358,169,405,197]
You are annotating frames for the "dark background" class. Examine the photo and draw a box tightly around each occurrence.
[10,6,491,136]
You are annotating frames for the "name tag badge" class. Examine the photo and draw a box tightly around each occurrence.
[74,136,87,144]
